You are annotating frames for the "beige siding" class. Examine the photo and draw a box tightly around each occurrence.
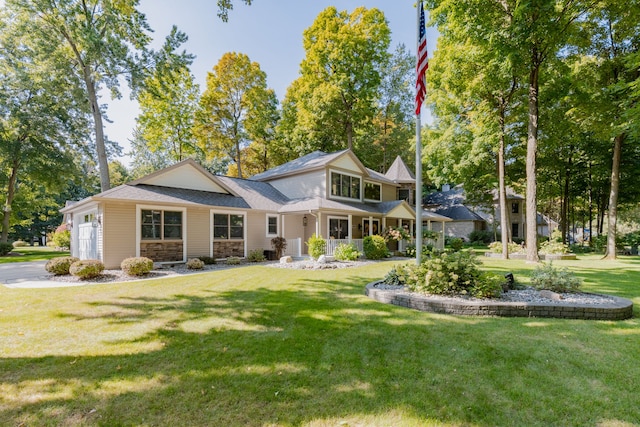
[329,155,362,173]
[102,202,137,269]
[382,184,398,202]
[187,208,211,258]
[246,211,267,254]
[431,221,476,240]
[268,170,326,199]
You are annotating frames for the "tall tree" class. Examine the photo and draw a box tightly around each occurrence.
[6,0,157,192]
[196,52,274,178]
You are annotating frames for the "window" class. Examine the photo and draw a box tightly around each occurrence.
[267,215,278,236]
[329,218,349,239]
[363,219,380,236]
[398,188,411,202]
[141,210,182,240]
[512,202,519,214]
[214,213,244,240]
[330,171,361,200]
[364,182,381,201]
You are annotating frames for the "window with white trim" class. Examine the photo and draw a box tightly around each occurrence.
[141,210,183,240]
[330,171,361,200]
[329,217,349,239]
[364,182,381,201]
[266,215,278,236]
[214,213,244,240]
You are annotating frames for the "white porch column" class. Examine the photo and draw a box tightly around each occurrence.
[382,217,386,232]
[281,214,285,238]
[368,215,373,236]
[410,220,414,238]
[348,214,353,242]
[316,212,322,237]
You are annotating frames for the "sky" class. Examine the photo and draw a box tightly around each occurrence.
[103,0,439,166]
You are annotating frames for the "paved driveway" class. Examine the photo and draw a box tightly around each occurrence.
[0,261,74,288]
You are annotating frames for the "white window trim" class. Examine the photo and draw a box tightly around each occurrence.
[327,215,351,240]
[362,218,381,236]
[266,214,279,237]
[328,169,362,202]
[363,180,382,203]
[210,210,247,258]
[136,205,187,263]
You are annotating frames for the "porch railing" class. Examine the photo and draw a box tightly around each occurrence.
[284,238,302,257]
[325,238,363,256]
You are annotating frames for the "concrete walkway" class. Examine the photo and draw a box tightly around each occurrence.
[0,261,83,288]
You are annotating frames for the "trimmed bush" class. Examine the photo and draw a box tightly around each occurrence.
[530,263,581,293]
[363,235,389,260]
[306,233,326,260]
[226,256,241,265]
[468,230,496,245]
[405,243,434,258]
[45,256,80,275]
[247,249,266,262]
[12,240,28,248]
[447,237,464,251]
[488,241,523,254]
[51,230,71,249]
[334,243,361,261]
[0,242,13,256]
[186,258,205,270]
[198,256,216,265]
[121,257,154,276]
[69,259,104,279]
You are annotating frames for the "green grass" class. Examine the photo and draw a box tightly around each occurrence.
[0,246,69,264]
[1,257,639,426]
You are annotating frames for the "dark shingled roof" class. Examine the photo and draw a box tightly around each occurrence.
[216,176,290,211]
[432,205,486,222]
[250,150,349,181]
[424,187,466,207]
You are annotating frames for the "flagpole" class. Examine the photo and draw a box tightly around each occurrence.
[415,1,424,265]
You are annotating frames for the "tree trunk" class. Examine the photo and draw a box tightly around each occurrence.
[83,67,111,192]
[604,133,624,259]
[498,112,509,259]
[525,61,540,263]
[235,137,243,178]
[1,159,19,243]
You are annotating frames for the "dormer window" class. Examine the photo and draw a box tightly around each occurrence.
[364,182,381,202]
[330,171,361,200]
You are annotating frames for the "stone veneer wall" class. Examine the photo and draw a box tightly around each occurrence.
[365,282,633,320]
[213,240,244,258]
[140,241,184,262]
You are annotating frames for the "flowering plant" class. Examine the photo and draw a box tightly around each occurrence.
[384,226,411,242]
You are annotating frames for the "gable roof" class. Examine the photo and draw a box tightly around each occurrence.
[431,205,486,222]
[216,176,290,211]
[424,186,466,207]
[250,150,350,181]
[385,156,415,184]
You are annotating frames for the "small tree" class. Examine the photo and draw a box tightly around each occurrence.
[271,236,287,258]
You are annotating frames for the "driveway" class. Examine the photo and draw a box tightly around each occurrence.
[0,261,80,288]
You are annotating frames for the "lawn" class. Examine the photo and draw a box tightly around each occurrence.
[1,257,639,426]
[0,246,69,264]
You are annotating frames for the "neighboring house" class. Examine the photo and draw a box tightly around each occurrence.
[424,185,556,241]
[61,149,419,268]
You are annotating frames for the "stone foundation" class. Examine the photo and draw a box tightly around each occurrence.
[213,240,244,258]
[140,241,184,263]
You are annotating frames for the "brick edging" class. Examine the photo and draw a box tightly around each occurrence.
[365,282,634,320]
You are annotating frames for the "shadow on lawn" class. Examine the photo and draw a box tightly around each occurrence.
[2,273,640,426]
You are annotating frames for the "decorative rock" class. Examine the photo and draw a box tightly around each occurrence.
[538,290,563,301]
[280,256,293,264]
[317,255,327,264]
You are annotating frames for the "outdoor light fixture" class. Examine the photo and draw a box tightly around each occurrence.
[303,215,308,227]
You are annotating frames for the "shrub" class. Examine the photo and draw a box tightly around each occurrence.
[306,233,326,260]
[405,243,434,258]
[12,240,28,248]
[51,230,71,249]
[69,259,104,279]
[226,256,241,265]
[530,263,581,293]
[186,258,205,270]
[45,256,80,275]
[383,226,411,242]
[271,236,287,258]
[447,237,464,251]
[363,235,389,260]
[334,243,361,261]
[488,241,523,254]
[198,256,217,265]
[401,251,503,298]
[120,257,154,276]
[248,249,266,262]
[468,230,496,245]
[383,265,408,286]
[0,242,13,256]
[539,229,569,254]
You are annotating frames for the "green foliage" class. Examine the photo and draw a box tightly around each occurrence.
[306,233,326,260]
[622,231,640,247]
[382,265,407,286]
[530,263,582,293]
[405,243,434,258]
[489,241,523,254]
[333,243,361,262]
[45,256,80,275]
[383,226,410,242]
[0,242,14,256]
[396,251,503,298]
[469,230,496,245]
[198,256,217,265]
[186,258,205,270]
[50,230,71,249]
[363,235,389,260]
[447,237,464,252]
[247,249,266,262]
[120,257,154,276]
[271,236,287,258]
[226,256,241,265]
[69,259,104,279]
[12,240,28,247]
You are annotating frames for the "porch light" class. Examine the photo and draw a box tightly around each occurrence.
[303,215,308,227]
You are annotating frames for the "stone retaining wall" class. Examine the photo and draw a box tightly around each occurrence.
[365,283,633,320]
[484,252,577,260]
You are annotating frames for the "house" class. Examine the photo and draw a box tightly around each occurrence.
[424,184,557,241]
[61,149,421,268]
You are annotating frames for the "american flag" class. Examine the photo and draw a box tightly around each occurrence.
[415,1,428,115]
